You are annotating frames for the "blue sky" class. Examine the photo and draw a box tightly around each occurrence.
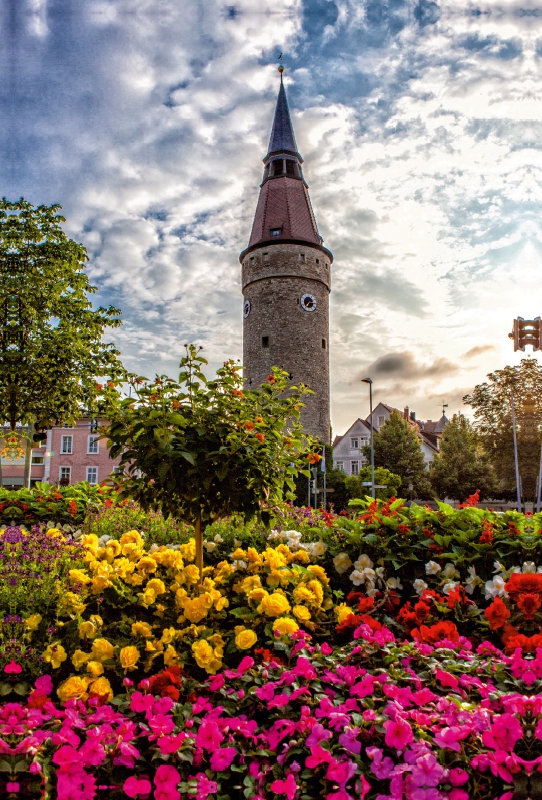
[3,0,542,434]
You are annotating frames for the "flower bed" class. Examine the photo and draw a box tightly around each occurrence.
[4,498,542,798]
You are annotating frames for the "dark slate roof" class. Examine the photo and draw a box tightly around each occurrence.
[268,81,298,156]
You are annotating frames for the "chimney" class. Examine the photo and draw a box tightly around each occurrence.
[403,406,409,420]
[410,410,416,421]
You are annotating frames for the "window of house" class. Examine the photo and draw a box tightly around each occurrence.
[270,228,282,237]
[350,437,359,449]
[61,435,73,454]
[62,424,74,429]
[262,336,269,348]
[113,467,124,476]
[59,466,71,484]
[351,461,360,476]
[31,453,44,465]
[88,436,99,454]
[378,416,385,428]
[336,461,344,472]
[86,467,98,485]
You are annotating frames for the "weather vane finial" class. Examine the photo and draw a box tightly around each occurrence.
[278,53,284,81]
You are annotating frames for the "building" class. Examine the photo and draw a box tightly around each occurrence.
[333,404,447,475]
[1,418,122,488]
[240,68,332,443]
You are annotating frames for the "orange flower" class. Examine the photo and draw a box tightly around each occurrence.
[266,375,276,384]
[306,453,322,465]
[244,421,255,431]
[284,438,292,447]
[172,400,180,410]
[233,389,243,397]
[149,394,158,402]
[484,597,510,630]
[255,433,265,443]
[255,416,263,423]
[96,383,103,391]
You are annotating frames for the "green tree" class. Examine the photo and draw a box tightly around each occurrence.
[104,347,314,576]
[363,410,431,497]
[430,413,495,501]
[345,466,402,501]
[463,359,542,501]
[0,200,122,431]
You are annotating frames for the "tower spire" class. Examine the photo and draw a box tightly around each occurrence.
[267,67,298,158]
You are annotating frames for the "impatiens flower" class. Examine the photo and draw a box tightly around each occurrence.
[196,719,224,751]
[326,760,357,786]
[448,768,469,786]
[482,713,523,752]
[195,774,218,799]
[433,726,469,752]
[270,774,298,800]
[210,747,237,771]
[435,669,459,689]
[124,776,152,798]
[383,719,413,751]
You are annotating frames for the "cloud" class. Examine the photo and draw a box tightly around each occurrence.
[462,345,497,359]
[366,351,460,382]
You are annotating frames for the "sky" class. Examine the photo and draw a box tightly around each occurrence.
[3,0,542,436]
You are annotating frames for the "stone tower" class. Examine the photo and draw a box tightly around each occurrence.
[239,71,332,443]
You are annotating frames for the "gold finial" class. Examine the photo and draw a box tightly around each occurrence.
[278,65,285,76]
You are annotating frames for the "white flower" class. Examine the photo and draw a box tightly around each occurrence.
[442,563,458,579]
[205,541,217,553]
[425,561,442,575]
[301,541,327,558]
[232,559,248,571]
[485,575,507,600]
[213,534,224,543]
[354,554,374,570]
[98,535,112,546]
[362,568,376,583]
[366,586,378,598]
[148,543,159,554]
[465,567,482,595]
[375,567,385,579]
[349,569,366,586]
[413,579,428,595]
[442,582,458,596]
[333,553,353,575]
[234,539,242,548]
[386,577,402,590]
[493,561,505,574]
[267,530,283,541]
[523,562,536,574]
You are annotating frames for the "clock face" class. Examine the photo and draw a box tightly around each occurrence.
[300,293,317,312]
[243,299,251,318]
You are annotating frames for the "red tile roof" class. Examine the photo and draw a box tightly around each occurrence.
[249,176,321,248]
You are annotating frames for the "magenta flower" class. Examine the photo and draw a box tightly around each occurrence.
[35,675,53,695]
[196,719,224,751]
[130,692,154,714]
[326,759,357,786]
[4,660,22,674]
[124,776,152,798]
[482,714,523,752]
[435,669,459,689]
[210,746,237,771]
[270,773,298,800]
[383,718,414,751]
[433,726,467,752]
[305,745,334,769]
[448,768,469,786]
[195,773,218,799]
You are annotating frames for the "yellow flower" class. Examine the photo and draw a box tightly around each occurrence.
[184,564,200,585]
[57,676,91,703]
[293,605,311,622]
[136,556,158,575]
[213,560,235,583]
[160,627,176,645]
[248,586,268,603]
[25,614,42,631]
[180,539,196,563]
[246,547,263,566]
[192,640,222,673]
[307,579,324,606]
[146,578,166,595]
[69,568,91,585]
[273,617,299,636]
[119,646,140,671]
[163,645,179,666]
[120,530,144,547]
[80,533,100,557]
[293,582,323,608]
[264,548,288,570]
[335,603,355,624]
[91,638,115,662]
[46,527,62,538]
[307,565,330,584]
[113,557,136,579]
[259,591,291,617]
[235,629,258,650]
[292,549,310,564]
[214,596,229,611]
[105,540,122,559]
[86,660,104,677]
[140,588,156,606]
[88,676,113,702]
[72,649,91,670]
[43,643,67,669]
[58,591,86,615]
[182,597,209,623]
[231,547,247,560]
[132,621,153,638]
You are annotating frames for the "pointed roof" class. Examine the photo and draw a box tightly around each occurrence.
[267,80,299,158]
[240,72,332,262]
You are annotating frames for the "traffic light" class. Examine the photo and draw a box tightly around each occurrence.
[509,317,542,352]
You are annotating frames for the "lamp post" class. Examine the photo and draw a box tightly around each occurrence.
[510,383,522,512]
[361,378,375,500]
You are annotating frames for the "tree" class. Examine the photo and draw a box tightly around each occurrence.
[345,466,402,502]
[104,347,314,577]
[430,413,495,501]
[463,359,542,501]
[0,200,123,431]
[363,410,431,497]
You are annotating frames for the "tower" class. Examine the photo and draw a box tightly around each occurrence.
[239,70,332,442]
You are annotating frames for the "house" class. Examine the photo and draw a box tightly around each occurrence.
[1,418,122,488]
[332,404,447,475]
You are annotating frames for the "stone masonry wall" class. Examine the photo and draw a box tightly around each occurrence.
[242,243,331,443]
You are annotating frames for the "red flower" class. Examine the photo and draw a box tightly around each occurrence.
[411,620,459,644]
[67,499,78,516]
[358,596,375,614]
[306,453,322,465]
[146,666,183,698]
[266,375,276,383]
[255,433,265,443]
[505,573,542,620]
[413,601,431,622]
[484,597,511,630]
[457,490,480,508]
[244,420,255,431]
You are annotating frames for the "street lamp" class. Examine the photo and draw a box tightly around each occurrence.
[361,378,375,500]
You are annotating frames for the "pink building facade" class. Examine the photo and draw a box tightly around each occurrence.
[1,419,122,487]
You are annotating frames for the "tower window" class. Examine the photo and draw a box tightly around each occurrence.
[316,258,320,264]
[270,228,282,237]
[299,253,305,262]
[273,160,284,176]
[250,256,255,263]
[322,338,326,349]
[263,252,269,262]
[286,160,295,176]
[262,336,269,348]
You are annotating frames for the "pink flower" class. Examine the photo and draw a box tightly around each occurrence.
[130,692,154,714]
[4,660,22,674]
[321,643,333,655]
[433,726,467,752]
[449,791,469,800]
[326,760,357,786]
[358,775,371,798]
[448,768,468,786]
[35,675,53,695]
[195,773,218,799]
[270,773,298,800]
[154,765,181,800]
[196,719,224,751]
[482,714,523,752]
[52,745,82,772]
[124,776,152,798]
[6,782,20,792]
[435,669,458,689]
[410,753,444,787]
[306,723,332,748]
[207,675,225,691]
[210,747,237,771]
[148,713,175,737]
[367,746,394,780]
[383,718,413,751]
[305,745,334,769]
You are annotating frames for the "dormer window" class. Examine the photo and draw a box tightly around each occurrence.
[270,228,282,237]
[273,160,284,176]
[286,160,296,176]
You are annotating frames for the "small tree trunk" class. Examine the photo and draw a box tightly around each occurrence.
[195,513,204,582]
[24,421,35,489]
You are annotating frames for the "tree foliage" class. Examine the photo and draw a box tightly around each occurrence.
[104,347,314,543]
[345,466,402,502]
[463,359,542,501]
[363,410,431,497]
[0,200,123,430]
[430,413,495,501]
